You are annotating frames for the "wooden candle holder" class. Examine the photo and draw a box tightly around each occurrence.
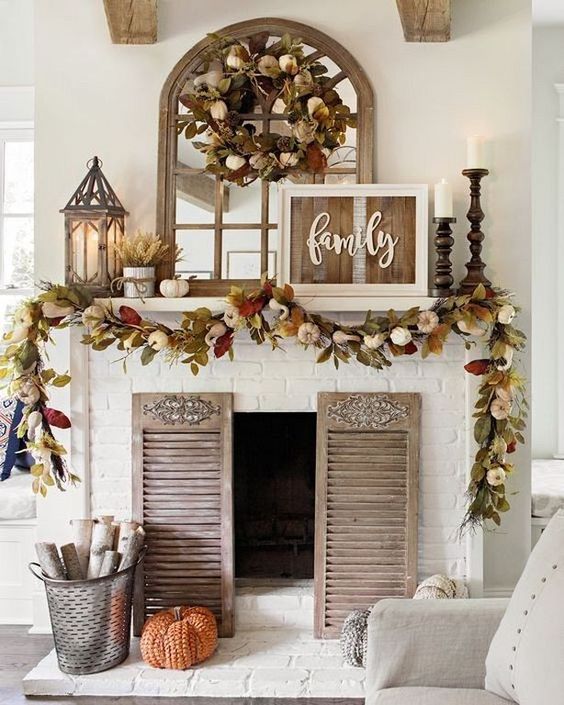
[430,217,456,297]
[458,168,491,294]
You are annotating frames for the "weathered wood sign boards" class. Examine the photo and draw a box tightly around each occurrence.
[279,184,428,298]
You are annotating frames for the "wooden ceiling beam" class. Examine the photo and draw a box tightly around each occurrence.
[395,0,451,42]
[103,0,157,45]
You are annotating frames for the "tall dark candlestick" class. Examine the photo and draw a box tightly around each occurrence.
[458,168,491,294]
[430,217,456,297]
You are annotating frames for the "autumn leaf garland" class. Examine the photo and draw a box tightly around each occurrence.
[0,278,526,531]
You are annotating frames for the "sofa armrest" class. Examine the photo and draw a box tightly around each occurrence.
[365,598,509,698]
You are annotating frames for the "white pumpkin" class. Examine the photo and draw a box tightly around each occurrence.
[159,278,190,298]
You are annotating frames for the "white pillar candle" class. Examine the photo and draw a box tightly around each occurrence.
[434,179,453,218]
[466,135,486,169]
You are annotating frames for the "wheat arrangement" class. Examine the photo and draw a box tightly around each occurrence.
[116,231,182,267]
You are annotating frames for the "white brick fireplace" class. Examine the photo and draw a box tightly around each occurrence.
[26,330,481,698]
[87,331,470,583]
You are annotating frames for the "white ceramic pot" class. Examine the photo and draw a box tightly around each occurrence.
[122,266,155,298]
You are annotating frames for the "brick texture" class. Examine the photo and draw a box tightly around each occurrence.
[88,338,468,580]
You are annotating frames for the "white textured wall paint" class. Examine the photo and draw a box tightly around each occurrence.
[532,27,564,458]
[33,0,532,593]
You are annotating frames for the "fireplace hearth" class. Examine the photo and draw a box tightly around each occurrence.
[234,412,316,580]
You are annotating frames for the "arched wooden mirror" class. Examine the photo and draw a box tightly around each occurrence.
[156,18,374,295]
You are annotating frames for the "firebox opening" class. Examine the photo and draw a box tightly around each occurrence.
[234,412,316,579]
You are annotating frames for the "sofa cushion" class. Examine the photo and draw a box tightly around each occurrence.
[371,687,512,705]
[485,509,564,704]
[366,599,508,694]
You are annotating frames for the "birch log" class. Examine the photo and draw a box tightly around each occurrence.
[87,521,116,578]
[112,523,120,550]
[99,550,121,577]
[117,521,140,554]
[119,527,145,570]
[60,543,84,580]
[70,519,93,577]
[35,542,66,580]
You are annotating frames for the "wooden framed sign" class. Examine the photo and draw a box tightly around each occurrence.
[278,184,428,298]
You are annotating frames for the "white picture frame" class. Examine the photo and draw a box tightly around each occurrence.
[278,183,429,298]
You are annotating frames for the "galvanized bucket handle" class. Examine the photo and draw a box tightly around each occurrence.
[28,562,47,582]
[28,546,146,583]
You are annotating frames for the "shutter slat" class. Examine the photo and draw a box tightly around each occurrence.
[315,392,420,639]
[133,393,234,638]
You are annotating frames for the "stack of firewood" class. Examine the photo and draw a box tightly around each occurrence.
[35,516,145,581]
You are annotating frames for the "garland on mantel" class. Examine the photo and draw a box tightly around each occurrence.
[0,278,526,532]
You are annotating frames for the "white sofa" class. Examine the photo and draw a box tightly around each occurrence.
[365,599,511,704]
[366,509,564,705]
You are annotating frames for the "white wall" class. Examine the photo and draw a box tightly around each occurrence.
[33,0,532,594]
[532,27,564,458]
[0,0,33,86]
[0,0,33,123]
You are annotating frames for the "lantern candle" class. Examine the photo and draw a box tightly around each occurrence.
[466,136,486,169]
[61,157,127,295]
[434,179,453,218]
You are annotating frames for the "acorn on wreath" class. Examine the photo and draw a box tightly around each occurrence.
[140,606,218,670]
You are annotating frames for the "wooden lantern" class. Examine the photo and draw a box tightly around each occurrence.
[61,156,127,295]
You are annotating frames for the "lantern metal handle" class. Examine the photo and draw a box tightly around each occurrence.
[87,156,103,169]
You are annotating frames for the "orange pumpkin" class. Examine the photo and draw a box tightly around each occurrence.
[140,605,218,669]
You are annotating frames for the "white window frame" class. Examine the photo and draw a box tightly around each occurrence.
[0,122,34,298]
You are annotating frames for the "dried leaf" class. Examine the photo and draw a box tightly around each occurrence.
[317,345,333,364]
[474,415,492,444]
[52,374,71,388]
[249,31,269,55]
[141,346,157,366]
[427,335,443,355]
[306,142,327,172]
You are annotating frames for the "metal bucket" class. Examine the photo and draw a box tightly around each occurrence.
[29,551,144,675]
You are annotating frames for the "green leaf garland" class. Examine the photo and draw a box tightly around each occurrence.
[0,278,526,532]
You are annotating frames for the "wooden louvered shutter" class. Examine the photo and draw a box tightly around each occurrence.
[132,393,234,637]
[314,392,420,639]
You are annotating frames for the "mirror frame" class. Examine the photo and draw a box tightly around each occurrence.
[156,17,375,294]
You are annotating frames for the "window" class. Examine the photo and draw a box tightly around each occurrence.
[0,128,34,334]
[0,129,34,291]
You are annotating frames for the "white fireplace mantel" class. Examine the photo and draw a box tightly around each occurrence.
[98,295,439,314]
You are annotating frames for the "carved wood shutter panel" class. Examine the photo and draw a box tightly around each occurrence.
[314,392,420,639]
[132,393,234,637]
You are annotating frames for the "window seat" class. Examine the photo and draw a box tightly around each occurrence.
[0,470,36,521]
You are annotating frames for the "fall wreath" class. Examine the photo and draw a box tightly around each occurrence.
[177,32,356,185]
[1,278,526,532]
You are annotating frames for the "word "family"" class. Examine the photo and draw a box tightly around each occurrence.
[306,211,399,268]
